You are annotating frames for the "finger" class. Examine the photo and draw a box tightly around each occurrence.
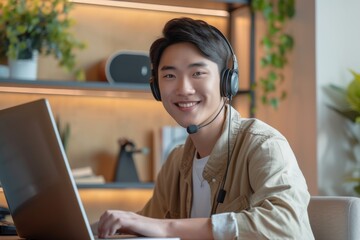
[90,221,98,235]
[98,212,111,237]
[98,212,121,237]
[108,219,121,236]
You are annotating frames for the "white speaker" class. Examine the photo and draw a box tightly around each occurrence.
[105,51,151,89]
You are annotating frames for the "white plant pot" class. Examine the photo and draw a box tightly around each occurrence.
[9,51,38,80]
[0,65,9,78]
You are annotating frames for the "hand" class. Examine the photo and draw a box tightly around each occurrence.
[97,210,213,239]
[97,210,165,238]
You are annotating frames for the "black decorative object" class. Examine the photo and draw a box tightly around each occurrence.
[113,139,146,183]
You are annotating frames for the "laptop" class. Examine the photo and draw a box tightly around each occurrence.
[0,99,178,240]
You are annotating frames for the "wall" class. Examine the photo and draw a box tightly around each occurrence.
[253,0,318,194]
[316,0,360,196]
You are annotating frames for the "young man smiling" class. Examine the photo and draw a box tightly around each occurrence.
[96,17,314,239]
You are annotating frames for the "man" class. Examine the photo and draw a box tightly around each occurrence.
[97,17,314,239]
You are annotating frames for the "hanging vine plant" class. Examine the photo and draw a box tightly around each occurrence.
[251,0,296,109]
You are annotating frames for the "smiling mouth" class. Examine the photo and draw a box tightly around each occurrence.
[176,101,199,108]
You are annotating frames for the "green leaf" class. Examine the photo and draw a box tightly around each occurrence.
[268,24,280,36]
[347,70,360,112]
[278,0,296,18]
[260,55,271,67]
[272,54,285,68]
[251,0,266,11]
[286,0,296,18]
[263,4,274,20]
[261,95,268,104]
[262,36,273,49]
[268,71,278,82]
[280,34,294,49]
[355,184,360,195]
[270,98,279,109]
[327,105,359,123]
[261,77,276,92]
[323,84,349,108]
[17,26,28,35]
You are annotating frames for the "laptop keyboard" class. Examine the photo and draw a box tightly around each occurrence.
[0,220,17,235]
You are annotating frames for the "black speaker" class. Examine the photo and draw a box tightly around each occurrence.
[105,51,151,88]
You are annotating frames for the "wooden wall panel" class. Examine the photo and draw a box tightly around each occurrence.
[37,4,229,81]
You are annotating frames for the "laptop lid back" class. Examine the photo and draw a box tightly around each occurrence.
[0,99,93,240]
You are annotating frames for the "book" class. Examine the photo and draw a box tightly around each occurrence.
[73,175,105,184]
[153,126,187,180]
[71,166,94,178]
[71,166,105,184]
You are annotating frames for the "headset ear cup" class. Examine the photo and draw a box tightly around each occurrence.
[150,77,161,101]
[229,70,239,97]
[220,69,229,97]
[221,69,239,98]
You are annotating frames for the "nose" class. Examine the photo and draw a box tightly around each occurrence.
[175,76,195,96]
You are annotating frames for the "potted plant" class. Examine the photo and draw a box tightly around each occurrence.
[324,69,360,194]
[324,70,360,123]
[0,0,85,80]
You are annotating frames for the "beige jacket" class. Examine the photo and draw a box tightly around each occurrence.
[139,105,314,239]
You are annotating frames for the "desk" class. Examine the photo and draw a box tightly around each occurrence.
[0,237,180,240]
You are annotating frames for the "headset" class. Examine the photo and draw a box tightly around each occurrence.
[149,25,239,101]
[149,24,239,209]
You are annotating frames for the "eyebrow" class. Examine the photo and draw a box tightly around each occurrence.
[160,62,208,71]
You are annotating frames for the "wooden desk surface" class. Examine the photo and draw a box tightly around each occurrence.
[0,237,22,239]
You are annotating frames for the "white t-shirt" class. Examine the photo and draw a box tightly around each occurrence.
[191,153,211,218]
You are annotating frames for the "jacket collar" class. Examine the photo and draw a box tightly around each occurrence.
[180,104,241,182]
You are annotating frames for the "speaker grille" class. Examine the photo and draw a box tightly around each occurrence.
[106,51,151,86]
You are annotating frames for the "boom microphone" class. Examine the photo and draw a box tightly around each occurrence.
[186,101,226,134]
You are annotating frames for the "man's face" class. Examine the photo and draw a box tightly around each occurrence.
[158,42,223,128]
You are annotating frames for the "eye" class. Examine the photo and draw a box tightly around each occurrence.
[193,71,206,77]
[162,73,175,79]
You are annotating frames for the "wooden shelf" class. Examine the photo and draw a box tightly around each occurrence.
[0,78,153,99]
[72,0,250,15]
[0,78,252,99]
[77,182,154,189]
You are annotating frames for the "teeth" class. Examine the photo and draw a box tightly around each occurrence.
[178,102,197,108]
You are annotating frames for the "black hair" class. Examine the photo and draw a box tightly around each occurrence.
[150,17,231,83]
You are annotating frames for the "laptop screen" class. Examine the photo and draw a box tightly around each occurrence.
[0,99,93,240]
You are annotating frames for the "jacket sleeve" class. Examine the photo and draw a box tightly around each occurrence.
[211,136,314,239]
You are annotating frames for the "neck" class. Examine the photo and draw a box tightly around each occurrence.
[190,104,227,158]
